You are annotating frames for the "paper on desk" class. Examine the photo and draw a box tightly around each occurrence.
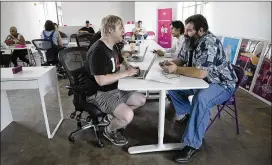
[145,67,181,84]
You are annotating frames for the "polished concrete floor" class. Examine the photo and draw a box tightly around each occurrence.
[1,79,271,165]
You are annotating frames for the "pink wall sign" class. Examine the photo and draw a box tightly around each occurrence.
[157,8,172,48]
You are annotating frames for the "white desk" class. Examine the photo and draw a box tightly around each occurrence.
[118,40,209,154]
[1,44,34,62]
[123,40,167,99]
[1,66,63,139]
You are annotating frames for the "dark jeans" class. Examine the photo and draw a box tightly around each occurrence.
[11,49,29,67]
[168,83,235,149]
[0,54,11,67]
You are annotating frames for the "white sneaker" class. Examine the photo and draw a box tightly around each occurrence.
[174,114,186,121]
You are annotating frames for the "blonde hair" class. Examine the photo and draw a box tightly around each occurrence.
[100,15,123,36]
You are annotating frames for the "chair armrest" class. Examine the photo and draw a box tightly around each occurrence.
[65,85,86,96]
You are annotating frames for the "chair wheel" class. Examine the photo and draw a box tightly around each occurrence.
[68,136,75,142]
[86,116,92,122]
[98,142,104,148]
[70,113,75,119]
[76,115,81,121]
[77,122,82,128]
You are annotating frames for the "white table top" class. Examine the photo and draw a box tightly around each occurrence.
[119,40,209,91]
[1,44,33,50]
[67,42,77,47]
[1,66,55,81]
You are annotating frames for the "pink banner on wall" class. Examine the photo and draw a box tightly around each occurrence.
[157,8,172,48]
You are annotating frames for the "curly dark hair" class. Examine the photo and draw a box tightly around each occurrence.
[185,14,209,32]
[171,20,185,34]
[44,20,55,31]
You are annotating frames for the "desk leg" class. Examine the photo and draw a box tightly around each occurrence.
[1,90,13,131]
[27,49,31,66]
[128,90,184,154]
[49,71,64,138]
[38,88,51,139]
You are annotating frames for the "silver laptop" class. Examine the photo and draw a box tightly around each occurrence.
[132,54,157,79]
[127,46,149,62]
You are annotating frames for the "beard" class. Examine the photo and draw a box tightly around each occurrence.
[184,34,200,51]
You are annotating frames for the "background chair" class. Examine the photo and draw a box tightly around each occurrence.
[146,31,156,40]
[206,65,244,134]
[70,33,77,42]
[76,33,94,48]
[124,32,133,40]
[58,47,107,147]
[32,39,66,78]
[188,65,244,134]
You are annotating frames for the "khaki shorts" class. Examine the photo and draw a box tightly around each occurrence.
[86,89,134,114]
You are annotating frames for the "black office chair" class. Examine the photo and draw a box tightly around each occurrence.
[76,33,94,48]
[58,47,107,147]
[24,41,37,66]
[32,39,67,78]
[70,34,77,42]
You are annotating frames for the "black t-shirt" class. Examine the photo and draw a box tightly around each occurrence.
[79,26,95,34]
[85,40,124,92]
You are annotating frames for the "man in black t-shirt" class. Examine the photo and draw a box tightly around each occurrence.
[85,15,146,146]
[79,20,95,34]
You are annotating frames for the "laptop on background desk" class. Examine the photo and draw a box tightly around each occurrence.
[127,46,149,62]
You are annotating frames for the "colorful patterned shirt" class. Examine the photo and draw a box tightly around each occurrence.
[179,31,238,90]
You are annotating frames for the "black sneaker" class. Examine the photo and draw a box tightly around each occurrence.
[103,127,128,146]
[103,114,113,124]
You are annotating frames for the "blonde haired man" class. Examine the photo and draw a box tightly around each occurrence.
[85,15,146,146]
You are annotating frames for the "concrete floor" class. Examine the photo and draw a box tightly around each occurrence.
[1,79,271,165]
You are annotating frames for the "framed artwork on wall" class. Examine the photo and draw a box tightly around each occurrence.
[251,42,272,104]
[235,38,266,91]
[222,37,241,64]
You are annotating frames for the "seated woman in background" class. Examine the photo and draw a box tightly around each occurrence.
[54,23,68,38]
[41,20,62,47]
[5,26,31,67]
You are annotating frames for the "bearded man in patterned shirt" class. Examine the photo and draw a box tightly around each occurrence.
[161,14,238,163]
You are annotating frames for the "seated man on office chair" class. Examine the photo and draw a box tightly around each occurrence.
[85,15,146,146]
[5,26,31,67]
[155,20,185,59]
[160,14,238,163]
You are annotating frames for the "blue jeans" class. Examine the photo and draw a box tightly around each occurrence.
[136,34,148,40]
[168,83,235,149]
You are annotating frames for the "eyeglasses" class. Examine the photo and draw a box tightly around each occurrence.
[161,71,180,79]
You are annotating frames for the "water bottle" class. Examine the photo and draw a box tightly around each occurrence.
[141,35,144,44]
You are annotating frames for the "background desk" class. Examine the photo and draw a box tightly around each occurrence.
[119,40,209,154]
[1,66,63,139]
[1,44,34,61]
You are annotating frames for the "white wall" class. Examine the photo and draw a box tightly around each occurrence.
[135,2,178,41]
[1,2,45,42]
[62,2,135,32]
[205,2,271,40]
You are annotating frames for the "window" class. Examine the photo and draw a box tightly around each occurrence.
[41,2,63,26]
[178,2,208,23]
[56,2,63,26]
